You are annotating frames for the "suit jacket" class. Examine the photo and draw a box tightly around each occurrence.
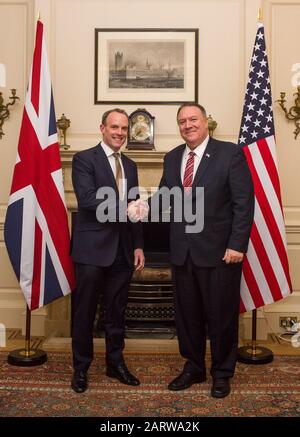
[151,137,254,267]
[71,143,143,267]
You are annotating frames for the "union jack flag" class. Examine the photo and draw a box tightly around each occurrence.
[4,20,75,310]
[238,21,292,312]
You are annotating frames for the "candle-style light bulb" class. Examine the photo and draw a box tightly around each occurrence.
[0,63,6,88]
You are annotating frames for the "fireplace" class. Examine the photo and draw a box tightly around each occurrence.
[95,220,176,338]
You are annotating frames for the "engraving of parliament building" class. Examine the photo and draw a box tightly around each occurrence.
[109,51,184,89]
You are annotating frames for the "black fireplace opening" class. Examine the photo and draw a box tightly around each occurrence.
[142,220,170,266]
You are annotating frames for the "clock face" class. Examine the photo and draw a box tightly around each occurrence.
[131,120,150,142]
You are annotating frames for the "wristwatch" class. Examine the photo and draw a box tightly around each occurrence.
[127,108,155,150]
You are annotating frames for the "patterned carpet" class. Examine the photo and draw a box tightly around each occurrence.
[0,351,299,417]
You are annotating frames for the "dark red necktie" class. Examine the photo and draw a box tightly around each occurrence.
[183,151,195,193]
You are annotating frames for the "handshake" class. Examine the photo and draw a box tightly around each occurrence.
[127,199,149,222]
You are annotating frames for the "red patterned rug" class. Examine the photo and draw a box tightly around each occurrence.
[0,351,299,417]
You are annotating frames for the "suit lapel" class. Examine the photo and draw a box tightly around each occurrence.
[120,153,131,195]
[94,142,118,192]
[173,144,186,188]
[192,137,216,188]
[120,153,129,179]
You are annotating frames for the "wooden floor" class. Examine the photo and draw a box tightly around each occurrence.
[2,329,300,355]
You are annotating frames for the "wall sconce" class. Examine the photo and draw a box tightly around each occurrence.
[276,85,300,139]
[208,114,217,137]
[56,113,71,150]
[0,89,20,139]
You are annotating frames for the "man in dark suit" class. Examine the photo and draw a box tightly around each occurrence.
[71,108,144,393]
[129,103,254,398]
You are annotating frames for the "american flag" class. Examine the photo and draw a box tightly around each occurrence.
[238,22,292,312]
[4,21,75,311]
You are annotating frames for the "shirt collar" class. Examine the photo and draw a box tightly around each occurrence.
[184,135,210,158]
[100,141,121,158]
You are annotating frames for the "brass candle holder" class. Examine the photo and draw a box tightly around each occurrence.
[57,113,71,150]
[276,86,300,139]
[0,89,19,139]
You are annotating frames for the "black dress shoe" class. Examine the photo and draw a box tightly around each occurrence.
[211,377,230,398]
[168,371,206,391]
[106,363,140,386]
[71,370,88,393]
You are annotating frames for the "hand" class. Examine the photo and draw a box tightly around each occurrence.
[222,248,244,264]
[134,248,145,271]
[127,201,140,222]
[127,199,149,222]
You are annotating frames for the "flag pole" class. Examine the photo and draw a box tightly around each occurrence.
[7,305,47,366]
[237,309,273,364]
[258,7,263,23]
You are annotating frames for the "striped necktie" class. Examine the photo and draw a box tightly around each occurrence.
[183,151,195,193]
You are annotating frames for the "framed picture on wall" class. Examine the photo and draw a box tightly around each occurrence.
[94,28,199,105]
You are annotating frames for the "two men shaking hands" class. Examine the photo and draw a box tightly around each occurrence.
[71,103,254,398]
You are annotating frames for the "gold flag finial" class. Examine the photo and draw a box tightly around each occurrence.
[258,8,263,22]
[37,11,40,21]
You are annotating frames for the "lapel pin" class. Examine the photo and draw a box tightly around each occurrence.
[205,153,210,158]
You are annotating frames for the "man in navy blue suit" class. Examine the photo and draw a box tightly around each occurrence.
[129,103,254,398]
[162,103,254,397]
[71,109,144,393]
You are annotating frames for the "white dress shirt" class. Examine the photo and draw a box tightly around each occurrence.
[180,135,210,184]
[100,142,125,199]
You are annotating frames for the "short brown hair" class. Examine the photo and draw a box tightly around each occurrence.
[177,103,207,122]
[101,108,129,125]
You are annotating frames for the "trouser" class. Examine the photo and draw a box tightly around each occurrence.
[172,254,242,379]
[72,246,133,371]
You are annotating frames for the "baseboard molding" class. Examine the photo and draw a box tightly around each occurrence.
[240,295,300,340]
[0,290,47,336]
[43,337,181,354]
